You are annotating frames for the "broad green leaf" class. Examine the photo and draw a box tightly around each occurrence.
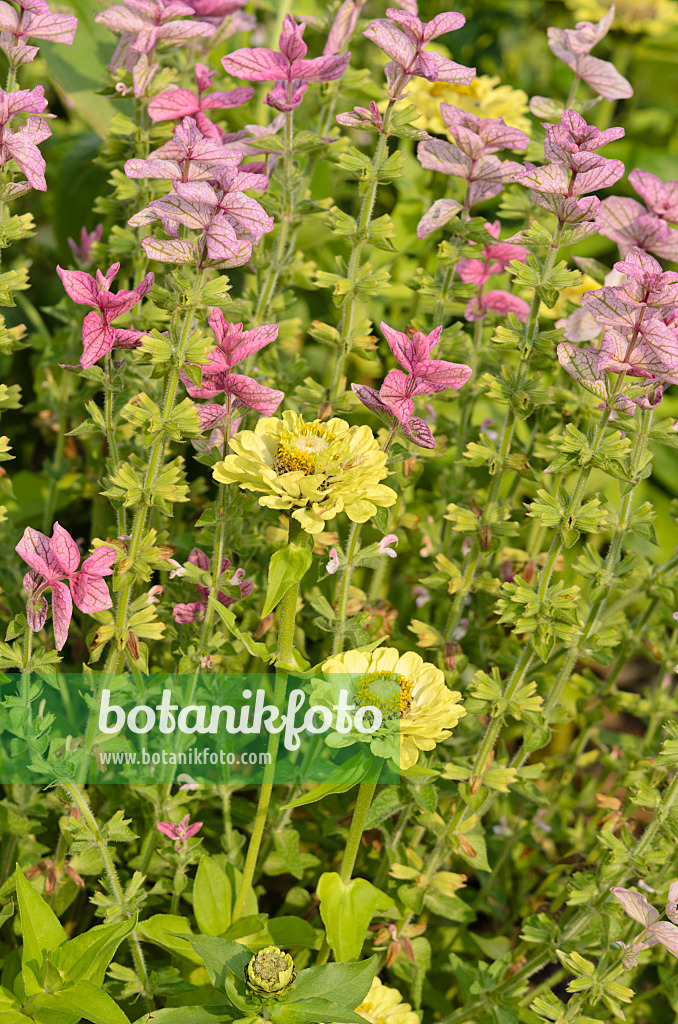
[281,753,372,809]
[35,981,130,1024]
[272,999,370,1024]
[131,1009,241,1024]
[267,916,321,950]
[55,916,136,986]
[288,956,377,1010]
[15,867,67,995]
[186,935,253,990]
[194,856,232,937]
[137,915,201,963]
[261,545,313,618]
[317,874,393,961]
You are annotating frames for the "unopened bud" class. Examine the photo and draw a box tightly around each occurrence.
[469,774,482,795]
[403,457,416,477]
[45,867,58,894]
[522,560,536,585]
[245,946,296,997]
[126,631,140,660]
[470,499,483,518]
[479,525,492,551]
[318,401,332,422]
[64,863,85,888]
[444,642,458,671]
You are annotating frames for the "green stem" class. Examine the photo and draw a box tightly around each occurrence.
[253,110,295,325]
[104,352,126,536]
[332,521,362,655]
[328,99,399,403]
[103,269,205,672]
[61,783,153,1009]
[231,519,306,921]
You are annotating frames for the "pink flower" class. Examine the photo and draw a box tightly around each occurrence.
[0,0,77,67]
[222,14,350,112]
[364,9,474,98]
[147,63,253,139]
[173,546,253,624]
[417,107,526,216]
[125,115,246,184]
[184,0,247,24]
[412,585,430,607]
[326,548,340,575]
[157,814,203,849]
[57,262,154,368]
[599,170,678,262]
[95,0,215,70]
[519,110,624,198]
[67,224,103,266]
[353,321,472,449]
[181,309,283,416]
[325,0,368,55]
[378,535,398,558]
[16,524,117,651]
[546,7,632,102]
[465,290,531,322]
[457,221,528,287]
[128,174,272,267]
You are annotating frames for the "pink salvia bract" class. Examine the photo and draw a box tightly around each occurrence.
[417,108,527,222]
[95,0,215,69]
[611,885,678,969]
[0,0,77,66]
[57,262,154,368]
[457,221,528,287]
[324,0,368,55]
[147,62,253,139]
[180,308,284,416]
[222,13,350,112]
[125,115,242,183]
[465,290,531,323]
[157,813,203,849]
[184,0,247,24]
[364,7,474,98]
[172,547,253,624]
[0,85,53,191]
[16,524,117,651]
[353,321,472,449]
[128,174,272,267]
[628,169,678,223]
[544,5,632,102]
[67,224,104,266]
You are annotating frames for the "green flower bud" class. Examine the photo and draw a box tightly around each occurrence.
[245,946,296,997]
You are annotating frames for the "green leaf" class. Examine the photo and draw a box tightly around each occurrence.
[317,874,393,961]
[35,981,130,1024]
[272,999,368,1024]
[55,916,136,986]
[267,917,321,950]
[137,914,201,963]
[281,752,371,808]
[193,856,232,937]
[262,544,313,619]
[186,935,252,991]
[16,866,67,995]
[288,956,377,1012]
[131,1010,240,1024]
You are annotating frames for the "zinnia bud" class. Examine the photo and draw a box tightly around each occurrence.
[245,946,296,997]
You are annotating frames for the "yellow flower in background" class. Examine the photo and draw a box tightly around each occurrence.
[213,411,396,535]
[404,46,531,137]
[337,978,420,1024]
[564,0,678,34]
[316,647,465,770]
[539,273,601,319]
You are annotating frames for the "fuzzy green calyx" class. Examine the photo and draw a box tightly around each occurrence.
[245,946,296,997]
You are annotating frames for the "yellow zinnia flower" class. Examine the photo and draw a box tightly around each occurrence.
[213,411,397,535]
[316,647,465,770]
[564,0,678,34]
[335,978,420,1024]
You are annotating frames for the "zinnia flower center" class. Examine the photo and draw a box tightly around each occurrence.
[353,670,413,721]
[274,422,336,475]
